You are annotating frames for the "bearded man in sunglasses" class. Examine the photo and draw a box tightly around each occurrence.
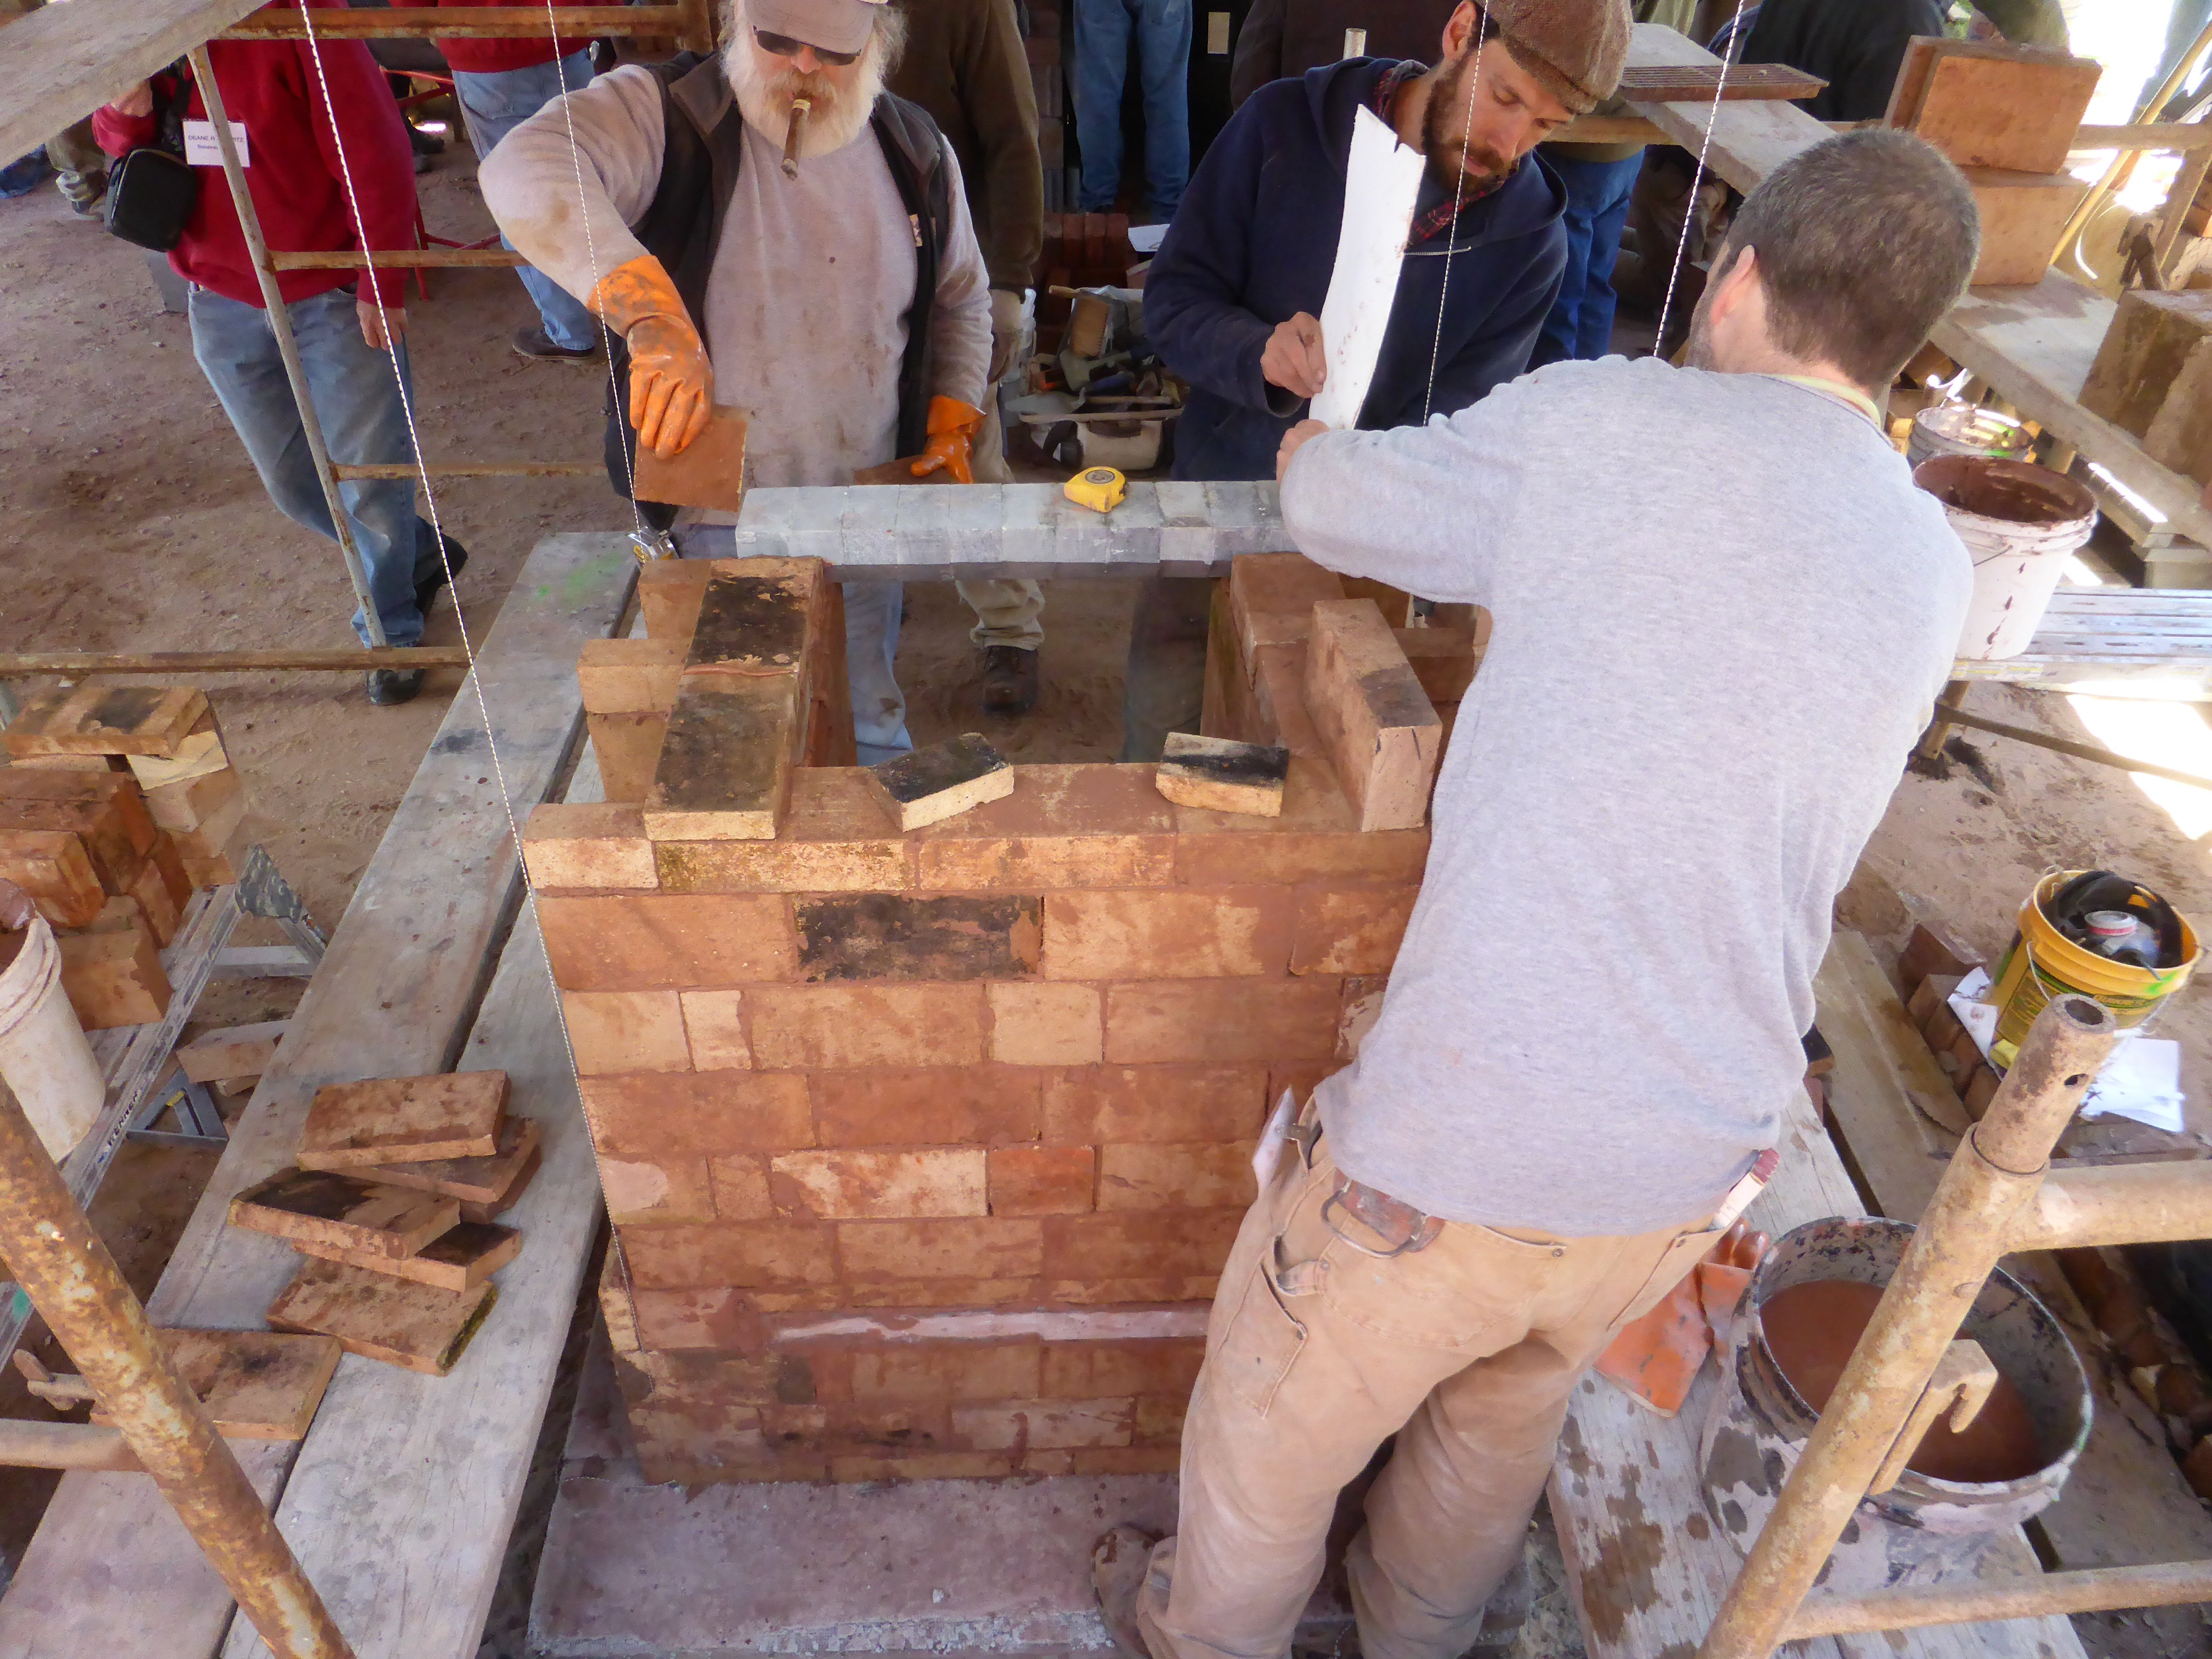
[485,0,993,764]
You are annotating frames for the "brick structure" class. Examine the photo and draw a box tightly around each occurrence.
[527,554,1482,1484]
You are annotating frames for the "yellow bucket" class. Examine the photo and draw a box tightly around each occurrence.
[1988,872,2199,1067]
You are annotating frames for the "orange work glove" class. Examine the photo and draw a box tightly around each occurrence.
[589,255,712,460]
[909,395,985,484]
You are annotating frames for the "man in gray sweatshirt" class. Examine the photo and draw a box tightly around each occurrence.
[1095,131,1982,1659]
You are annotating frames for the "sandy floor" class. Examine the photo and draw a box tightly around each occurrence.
[7,116,2212,1658]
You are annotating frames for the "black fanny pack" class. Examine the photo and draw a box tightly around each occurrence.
[104,66,201,252]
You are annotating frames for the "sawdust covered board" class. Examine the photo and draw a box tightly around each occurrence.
[90,1331,341,1442]
[296,1221,521,1293]
[352,1115,542,1204]
[229,1169,459,1259]
[296,1071,508,1170]
[266,1257,498,1377]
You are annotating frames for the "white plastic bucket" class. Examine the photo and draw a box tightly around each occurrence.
[0,881,105,1163]
[1915,455,2100,661]
[1908,404,2034,469]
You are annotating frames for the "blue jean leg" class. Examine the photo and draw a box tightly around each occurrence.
[842,580,913,765]
[1532,151,1645,366]
[1136,0,1191,219]
[1073,0,1132,212]
[189,284,427,647]
[454,52,600,350]
[1073,0,1193,216]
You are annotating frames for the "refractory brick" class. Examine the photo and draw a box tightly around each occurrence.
[812,1065,1042,1147]
[562,989,691,1075]
[749,984,989,1069]
[538,894,798,989]
[769,1149,989,1218]
[988,982,1102,1066]
[988,1145,1097,1215]
[1043,889,1291,980]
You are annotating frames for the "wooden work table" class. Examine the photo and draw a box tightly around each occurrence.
[1625,24,2212,556]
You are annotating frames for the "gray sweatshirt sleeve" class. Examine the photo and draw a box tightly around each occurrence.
[929,145,994,410]
[1279,377,1539,605]
[479,64,668,307]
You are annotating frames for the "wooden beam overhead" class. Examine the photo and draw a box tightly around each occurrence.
[0,0,263,168]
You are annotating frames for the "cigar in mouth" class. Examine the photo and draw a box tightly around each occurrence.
[781,96,811,179]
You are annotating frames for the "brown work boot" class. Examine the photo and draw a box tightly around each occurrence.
[982,644,1040,714]
[1091,1524,1162,1659]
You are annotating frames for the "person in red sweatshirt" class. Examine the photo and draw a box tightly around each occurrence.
[435,0,605,360]
[94,0,464,706]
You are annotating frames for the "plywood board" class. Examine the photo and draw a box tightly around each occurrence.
[296,1070,508,1169]
[0,534,632,1659]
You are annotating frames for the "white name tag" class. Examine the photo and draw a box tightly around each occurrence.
[182,119,249,167]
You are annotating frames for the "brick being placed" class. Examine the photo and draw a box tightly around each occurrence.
[539,553,1462,1484]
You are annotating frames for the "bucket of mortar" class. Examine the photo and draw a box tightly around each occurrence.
[1915,455,2098,661]
[1907,404,2033,469]
[1700,1216,2090,1594]
[1987,870,2198,1068]
[0,880,106,1162]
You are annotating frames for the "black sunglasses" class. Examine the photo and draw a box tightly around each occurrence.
[753,27,861,66]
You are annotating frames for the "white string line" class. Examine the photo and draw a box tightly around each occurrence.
[1651,0,1751,357]
[293,3,633,1282]
[1421,9,1488,422]
[542,1,649,535]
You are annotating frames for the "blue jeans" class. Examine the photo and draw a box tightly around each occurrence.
[842,580,913,765]
[189,284,430,647]
[1073,0,1191,218]
[453,51,599,350]
[1532,151,1645,366]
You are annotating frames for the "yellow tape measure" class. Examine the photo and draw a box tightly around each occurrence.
[1063,465,1127,513]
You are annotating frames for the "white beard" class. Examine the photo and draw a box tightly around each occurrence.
[722,0,896,160]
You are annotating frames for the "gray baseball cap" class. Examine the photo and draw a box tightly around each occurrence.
[748,0,888,55]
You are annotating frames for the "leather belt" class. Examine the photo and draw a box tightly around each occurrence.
[1324,1170,1445,1257]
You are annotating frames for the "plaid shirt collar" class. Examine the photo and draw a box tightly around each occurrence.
[1364,58,1514,246]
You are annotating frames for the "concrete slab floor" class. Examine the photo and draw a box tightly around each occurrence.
[528,1330,1587,1659]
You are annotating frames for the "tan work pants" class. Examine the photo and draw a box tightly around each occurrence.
[1137,1130,1725,1659]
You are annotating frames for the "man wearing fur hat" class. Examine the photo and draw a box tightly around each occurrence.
[482,0,993,763]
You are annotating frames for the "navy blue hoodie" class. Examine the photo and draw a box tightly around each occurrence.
[1147,58,1568,481]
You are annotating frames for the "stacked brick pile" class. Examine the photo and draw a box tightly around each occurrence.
[0,684,249,1028]
[529,555,1484,1483]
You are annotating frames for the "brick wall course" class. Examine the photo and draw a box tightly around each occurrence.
[581,1071,812,1157]
[1044,1210,1243,1278]
[770,1148,989,1218]
[839,1218,1045,1281]
[914,764,1177,889]
[1042,888,1292,979]
[1042,1064,1268,1143]
[988,983,1102,1065]
[539,893,797,988]
[1098,1142,1258,1211]
[987,1145,1096,1215]
[523,803,656,891]
[623,1221,838,1290]
[1104,979,1342,1064]
[750,983,989,1069]
[1290,886,1419,975]
[562,989,690,1075]
[812,1064,1042,1145]
[794,893,1042,981]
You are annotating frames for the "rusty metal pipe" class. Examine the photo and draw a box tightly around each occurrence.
[0,1090,352,1655]
[1697,994,2117,1659]
[2010,1161,2212,1252]
[0,1419,144,1471]
[1783,1560,2212,1636]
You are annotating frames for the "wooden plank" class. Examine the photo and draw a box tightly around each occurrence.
[1625,23,1825,195]
[220,770,614,1659]
[0,533,632,1659]
[216,4,683,37]
[178,1020,288,1084]
[1551,936,2086,1659]
[0,0,262,182]
[1617,62,1825,103]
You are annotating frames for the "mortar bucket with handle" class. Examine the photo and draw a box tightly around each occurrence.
[1988,870,2198,1069]
[1915,455,2098,661]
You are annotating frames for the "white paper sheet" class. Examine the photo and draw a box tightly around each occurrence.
[1947,968,2187,1134]
[1310,105,1425,431]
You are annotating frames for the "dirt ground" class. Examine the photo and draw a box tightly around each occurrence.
[8,116,2212,1658]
